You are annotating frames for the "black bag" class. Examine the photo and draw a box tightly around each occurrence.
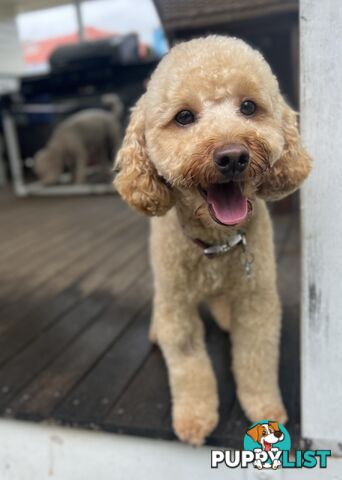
[49,33,140,72]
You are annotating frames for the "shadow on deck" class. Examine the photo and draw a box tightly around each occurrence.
[0,190,300,448]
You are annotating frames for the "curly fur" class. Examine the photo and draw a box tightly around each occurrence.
[114,36,312,446]
[257,103,312,199]
[115,96,175,215]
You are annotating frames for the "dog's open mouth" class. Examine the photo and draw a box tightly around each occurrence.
[263,441,272,452]
[199,182,250,226]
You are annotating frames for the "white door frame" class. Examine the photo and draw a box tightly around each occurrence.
[0,419,341,480]
[300,0,342,454]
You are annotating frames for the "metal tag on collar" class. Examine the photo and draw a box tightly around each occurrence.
[203,232,244,257]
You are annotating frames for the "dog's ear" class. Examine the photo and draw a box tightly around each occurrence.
[269,421,280,432]
[257,101,312,201]
[114,95,174,216]
[246,424,261,443]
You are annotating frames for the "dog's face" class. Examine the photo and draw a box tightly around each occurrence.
[247,421,284,451]
[115,36,309,226]
[34,148,62,185]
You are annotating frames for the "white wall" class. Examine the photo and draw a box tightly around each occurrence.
[0,419,228,480]
[300,0,342,448]
[0,419,341,480]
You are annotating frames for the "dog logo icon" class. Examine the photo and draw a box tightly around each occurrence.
[212,420,330,470]
[244,420,290,470]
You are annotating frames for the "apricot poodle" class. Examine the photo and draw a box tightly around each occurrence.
[35,101,122,185]
[114,36,311,446]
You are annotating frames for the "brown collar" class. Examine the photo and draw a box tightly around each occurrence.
[182,226,246,259]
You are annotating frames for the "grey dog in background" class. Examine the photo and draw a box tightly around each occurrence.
[34,95,123,185]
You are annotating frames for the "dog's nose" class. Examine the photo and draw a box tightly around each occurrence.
[274,431,282,438]
[214,144,249,177]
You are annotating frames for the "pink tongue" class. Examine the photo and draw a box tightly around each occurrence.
[264,442,272,452]
[207,183,248,225]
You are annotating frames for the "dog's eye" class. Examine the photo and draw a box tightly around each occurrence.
[240,100,257,116]
[174,110,195,126]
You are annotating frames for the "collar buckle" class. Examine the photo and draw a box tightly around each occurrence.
[203,232,244,257]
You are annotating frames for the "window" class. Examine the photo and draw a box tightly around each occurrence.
[16,0,167,73]
[17,4,79,72]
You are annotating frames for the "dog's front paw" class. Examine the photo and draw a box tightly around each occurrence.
[272,459,282,470]
[253,459,263,470]
[173,406,218,446]
[239,391,288,424]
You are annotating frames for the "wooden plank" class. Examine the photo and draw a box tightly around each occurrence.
[300,0,342,447]
[157,0,298,32]
[0,223,147,367]
[273,213,298,260]
[105,344,172,439]
[0,198,128,301]
[0,200,123,261]
[0,201,87,257]
[0,213,144,333]
[0,218,141,334]
[0,208,128,301]
[54,301,153,425]
[0,295,107,413]
[0,243,149,414]
[5,271,151,420]
[0,194,107,235]
[279,305,300,449]
[0,195,110,245]
[276,213,300,307]
[0,197,126,273]
[107,348,172,437]
[205,312,247,448]
[202,307,238,445]
[0,196,121,268]
[0,206,134,294]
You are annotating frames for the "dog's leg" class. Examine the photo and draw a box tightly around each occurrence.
[207,295,231,332]
[154,296,219,445]
[74,156,86,184]
[230,289,287,424]
[72,146,87,184]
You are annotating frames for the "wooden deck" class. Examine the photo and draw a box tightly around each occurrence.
[0,190,300,448]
